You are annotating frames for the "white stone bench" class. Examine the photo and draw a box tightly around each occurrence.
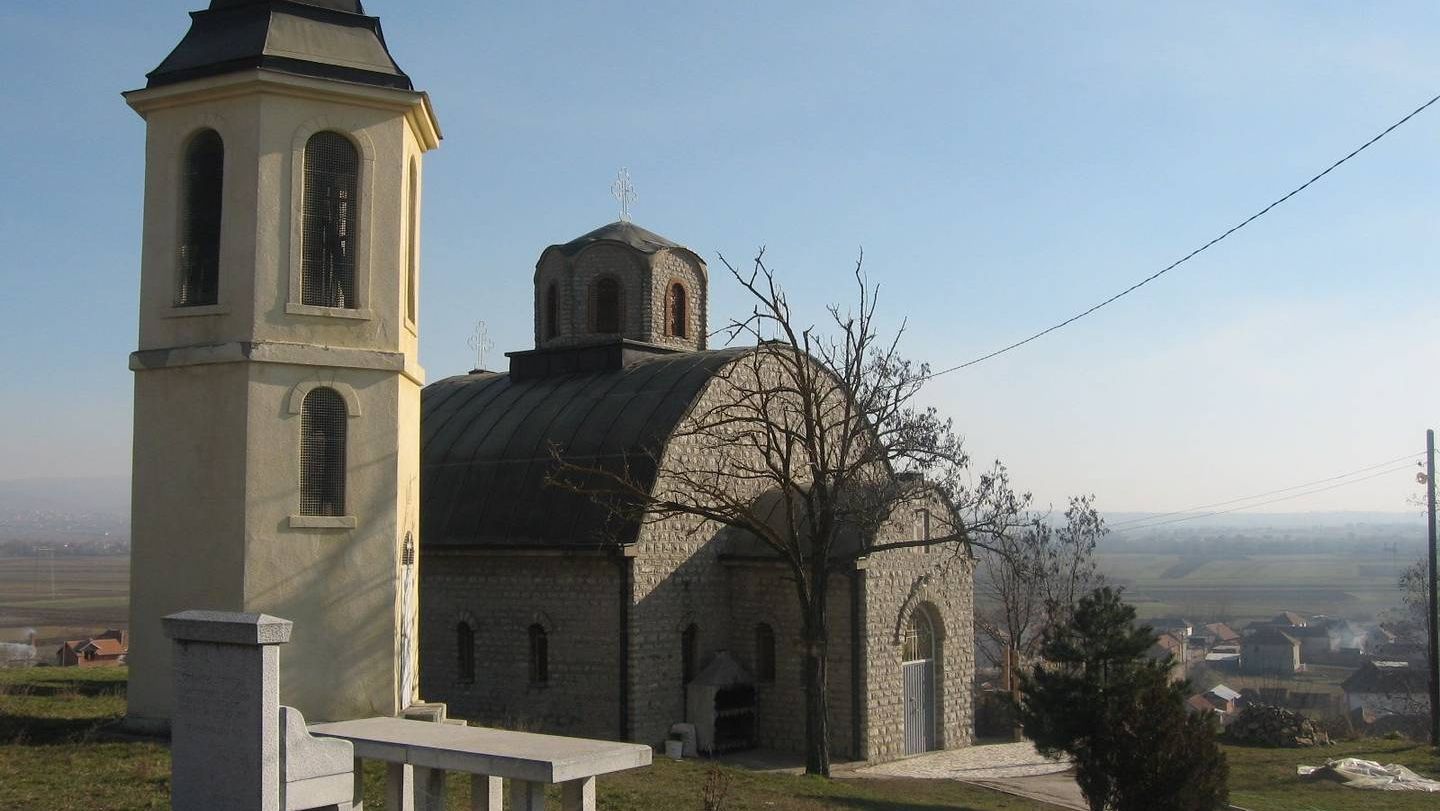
[309,716,652,811]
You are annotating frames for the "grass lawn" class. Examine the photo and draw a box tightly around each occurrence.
[1,667,1052,810]
[7,666,1438,810]
[1224,738,1440,811]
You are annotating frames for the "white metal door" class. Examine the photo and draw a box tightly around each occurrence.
[903,659,934,754]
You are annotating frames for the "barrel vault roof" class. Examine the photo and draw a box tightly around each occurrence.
[421,347,750,549]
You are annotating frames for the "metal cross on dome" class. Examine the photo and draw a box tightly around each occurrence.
[611,167,637,223]
[468,320,493,371]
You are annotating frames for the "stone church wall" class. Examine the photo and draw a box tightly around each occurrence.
[861,547,976,761]
[418,552,623,740]
[628,512,732,747]
[725,562,857,758]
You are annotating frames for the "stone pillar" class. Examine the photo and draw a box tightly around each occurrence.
[163,610,293,811]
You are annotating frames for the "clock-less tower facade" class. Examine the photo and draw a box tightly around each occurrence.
[124,0,440,728]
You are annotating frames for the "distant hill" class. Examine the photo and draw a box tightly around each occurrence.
[1103,511,1423,530]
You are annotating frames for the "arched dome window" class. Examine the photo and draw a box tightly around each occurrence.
[177,129,224,306]
[301,131,360,308]
[668,282,687,338]
[593,277,621,334]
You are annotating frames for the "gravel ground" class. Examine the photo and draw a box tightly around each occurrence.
[854,741,1072,780]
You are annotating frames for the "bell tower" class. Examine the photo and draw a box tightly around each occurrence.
[123,0,441,728]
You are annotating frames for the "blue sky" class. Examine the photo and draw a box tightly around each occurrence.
[1,1,1437,513]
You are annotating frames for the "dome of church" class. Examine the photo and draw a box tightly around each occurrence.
[533,221,708,353]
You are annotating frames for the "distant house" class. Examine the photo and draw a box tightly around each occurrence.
[1289,626,1334,661]
[1148,632,1188,680]
[1204,684,1242,714]
[1148,617,1195,638]
[1203,623,1240,647]
[1240,628,1300,675]
[1342,661,1425,718]
[56,629,127,668]
[1272,611,1308,628]
[1185,694,1218,717]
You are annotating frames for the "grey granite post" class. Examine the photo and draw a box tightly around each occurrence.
[163,610,294,811]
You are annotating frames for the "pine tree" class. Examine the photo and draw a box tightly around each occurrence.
[1017,587,1228,811]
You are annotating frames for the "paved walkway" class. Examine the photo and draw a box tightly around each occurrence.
[853,742,1087,810]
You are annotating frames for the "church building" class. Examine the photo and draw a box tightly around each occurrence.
[418,222,977,762]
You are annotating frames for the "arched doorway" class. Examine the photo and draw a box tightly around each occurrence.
[902,607,938,754]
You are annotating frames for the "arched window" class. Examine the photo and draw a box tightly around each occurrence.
[668,283,687,338]
[177,129,224,306]
[456,622,475,684]
[299,387,347,516]
[681,623,698,684]
[301,131,360,308]
[545,283,559,339]
[528,624,549,684]
[593,277,621,333]
[903,609,936,663]
[754,623,776,683]
[406,159,418,323]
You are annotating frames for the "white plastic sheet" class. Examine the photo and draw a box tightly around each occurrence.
[1297,758,1440,792]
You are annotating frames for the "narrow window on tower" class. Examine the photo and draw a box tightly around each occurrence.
[593,277,621,333]
[668,282,687,338]
[301,132,360,308]
[545,283,559,339]
[177,129,224,306]
[406,159,419,324]
[457,622,475,684]
[528,624,549,685]
[300,387,347,516]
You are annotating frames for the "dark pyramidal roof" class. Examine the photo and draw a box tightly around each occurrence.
[147,0,411,90]
[548,221,684,258]
[421,347,750,549]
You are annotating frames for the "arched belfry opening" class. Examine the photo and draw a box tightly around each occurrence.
[531,221,708,353]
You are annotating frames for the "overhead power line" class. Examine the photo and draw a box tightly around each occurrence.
[1111,460,1422,534]
[925,90,1440,378]
[1107,451,1425,528]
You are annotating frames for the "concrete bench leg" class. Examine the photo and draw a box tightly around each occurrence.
[509,779,546,811]
[352,758,366,811]
[470,775,503,811]
[561,777,595,811]
[386,762,415,811]
[414,767,447,811]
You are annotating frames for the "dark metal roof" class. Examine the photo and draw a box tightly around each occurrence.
[421,347,751,549]
[146,1,412,91]
[548,221,683,258]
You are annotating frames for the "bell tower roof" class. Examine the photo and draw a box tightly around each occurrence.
[146,0,412,91]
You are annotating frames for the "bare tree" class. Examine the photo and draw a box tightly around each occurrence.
[975,493,1106,686]
[550,250,1019,775]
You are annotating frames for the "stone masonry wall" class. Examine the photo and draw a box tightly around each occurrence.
[726,562,856,758]
[647,250,707,351]
[418,552,622,740]
[861,541,976,761]
[534,245,647,349]
[628,511,732,747]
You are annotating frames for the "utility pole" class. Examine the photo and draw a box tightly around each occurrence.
[1427,429,1438,748]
